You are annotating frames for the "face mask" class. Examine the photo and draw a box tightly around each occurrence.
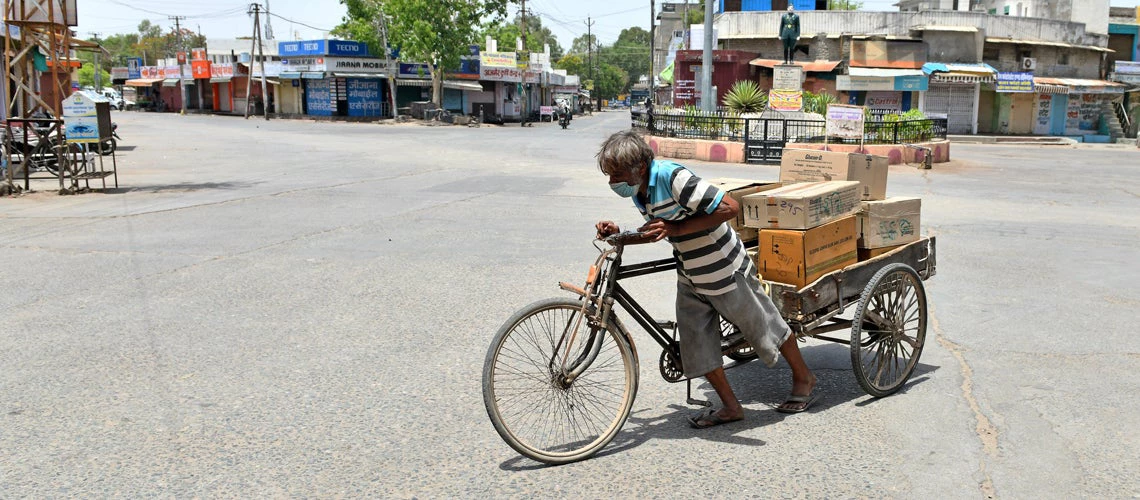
[609,181,639,198]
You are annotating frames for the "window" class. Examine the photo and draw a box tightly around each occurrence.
[1058,52,1069,65]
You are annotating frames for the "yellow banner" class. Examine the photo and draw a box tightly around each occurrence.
[769,90,802,112]
[480,51,517,68]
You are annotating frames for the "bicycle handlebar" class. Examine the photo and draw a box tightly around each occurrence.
[603,230,644,246]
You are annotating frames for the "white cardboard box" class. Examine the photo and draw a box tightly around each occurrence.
[858,197,921,248]
[741,181,862,230]
[779,149,889,201]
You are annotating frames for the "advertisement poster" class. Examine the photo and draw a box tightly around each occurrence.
[480,52,516,68]
[769,90,803,111]
[1076,94,1101,131]
[865,91,902,112]
[346,79,382,117]
[1033,94,1052,135]
[996,72,1034,93]
[826,104,866,139]
[305,79,332,116]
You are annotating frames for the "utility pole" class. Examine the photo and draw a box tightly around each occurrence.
[700,0,713,111]
[376,3,397,118]
[520,0,529,127]
[170,15,188,115]
[90,32,102,92]
[245,3,270,120]
[585,16,594,113]
[264,0,274,40]
[649,1,654,95]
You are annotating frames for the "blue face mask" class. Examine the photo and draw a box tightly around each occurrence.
[609,181,639,198]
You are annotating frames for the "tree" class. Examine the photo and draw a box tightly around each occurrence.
[828,0,863,9]
[77,64,111,88]
[341,0,509,105]
[332,0,384,57]
[570,34,596,56]
[481,13,563,60]
[594,62,627,100]
[685,1,705,25]
[599,27,650,93]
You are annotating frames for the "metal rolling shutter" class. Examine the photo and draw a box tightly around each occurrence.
[926,83,976,134]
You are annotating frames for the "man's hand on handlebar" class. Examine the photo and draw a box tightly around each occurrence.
[638,218,677,242]
[595,220,620,239]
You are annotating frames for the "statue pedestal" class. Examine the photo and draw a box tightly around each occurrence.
[773,64,805,92]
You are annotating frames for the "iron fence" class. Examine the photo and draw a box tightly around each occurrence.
[632,110,947,145]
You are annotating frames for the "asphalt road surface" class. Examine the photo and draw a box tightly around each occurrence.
[2,111,1138,497]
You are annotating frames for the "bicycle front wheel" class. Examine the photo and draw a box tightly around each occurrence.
[482,297,638,465]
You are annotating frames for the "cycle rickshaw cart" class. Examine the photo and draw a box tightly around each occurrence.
[483,232,937,464]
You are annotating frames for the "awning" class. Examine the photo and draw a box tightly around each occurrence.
[848,67,925,77]
[1034,77,1128,94]
[210,77,232,83]
[330,72,387,78]
[985,37,1114,53]
[162,78,182,87]
[924,62,997,84]
[396,79,431,87]
[279,72,301,79]
[442,80,484,92]
[124,78,162,87]
[1032,80,1068,94]
[748,58,841,73]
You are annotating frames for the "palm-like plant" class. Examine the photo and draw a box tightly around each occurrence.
[802,91,838,115]
[722,80,767,114]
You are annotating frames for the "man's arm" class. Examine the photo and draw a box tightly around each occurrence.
[639,195,739,242]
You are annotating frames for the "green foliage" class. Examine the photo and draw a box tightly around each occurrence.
[901,108,926,120]
[481,14,563,60]
[570,34,596,56]
[76,64,111,88]
[802,90,838,115]
[554,53,586,77]
[722,80,767,113]
[595,62,628,100]
[352,0,508,105]
[686,1,705,25]
[827,0,864,10]
[598,27,650,93]
[332,0,384,57]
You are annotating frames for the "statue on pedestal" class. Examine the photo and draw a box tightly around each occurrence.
[779,5,801,64]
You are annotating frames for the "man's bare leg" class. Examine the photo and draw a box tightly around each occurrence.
[778,336,817,411]
[704,367,744,420]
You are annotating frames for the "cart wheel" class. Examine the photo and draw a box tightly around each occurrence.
[850,263,927,397]
[659,349,684,383]
[720,317,757,362]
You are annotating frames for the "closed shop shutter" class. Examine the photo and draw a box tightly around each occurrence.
[926,83,976,134]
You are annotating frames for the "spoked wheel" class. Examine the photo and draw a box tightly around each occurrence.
[850,263,928,397]
[721,317,757,362]
[483,298,638,465]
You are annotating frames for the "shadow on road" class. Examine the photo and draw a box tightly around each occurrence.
[105,181,260,194]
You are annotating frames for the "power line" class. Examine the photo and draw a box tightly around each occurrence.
[268,12,330,33]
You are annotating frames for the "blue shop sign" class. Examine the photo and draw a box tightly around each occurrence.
[399,62,432,78]
[995,72,1034,93]
[280,40,326,57]
[328,40,370,56]
[894,75,928,91]
[127,57,143,79]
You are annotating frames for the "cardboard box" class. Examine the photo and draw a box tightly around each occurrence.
[779,149,889,201]
[741,181,861,230]
[758,216,858,288]
[858,244,904,261]
[857,197,921,248]
[707,178,782,241]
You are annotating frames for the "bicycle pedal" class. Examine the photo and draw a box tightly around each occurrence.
[655,320,676,331]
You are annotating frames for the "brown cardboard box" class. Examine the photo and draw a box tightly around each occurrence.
[758,216,858,288]
[741,181,861,230]
[858,244,904,261]
[857,197,921,248]
[707,178,782,241]
[779,149,889,201]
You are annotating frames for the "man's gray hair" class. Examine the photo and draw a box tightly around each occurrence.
[596,131,654,175]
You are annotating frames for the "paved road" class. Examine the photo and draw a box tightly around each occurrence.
[2,111,1138,497]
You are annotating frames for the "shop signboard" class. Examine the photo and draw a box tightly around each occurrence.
[1114,61,1140,74]
[480,51,516,68]
[161,65,182,78]
[893,75,927,91]
[127,58,142,79]
[191,60,211,79]
[480,65,522,82]
[826,104,866,140]
[837,75,894,91]
[1033,94,1052,135]
[327,40,369,56]
[769,90,802,111]
[326,57,387,74]
[399,63,431,78]
[210,63,236,78]
[305,79,333,116]
[865,91,902,111]
[111,67,129,80]
[282,57,326,72]
[346,78,383,117]
[141,66,159,79]
[996,72,1034,93]
[280,40,327,57]
[191,48,207,60]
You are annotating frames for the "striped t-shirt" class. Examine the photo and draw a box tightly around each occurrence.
[632,160,754,295]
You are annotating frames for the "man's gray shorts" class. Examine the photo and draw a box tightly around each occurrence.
[676,270,792,379]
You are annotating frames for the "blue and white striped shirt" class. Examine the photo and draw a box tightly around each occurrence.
[633,160,754,295]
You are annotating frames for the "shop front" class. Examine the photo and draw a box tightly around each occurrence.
[921,63,997,134]
[1031,77,1128,140]
[837,67,927,117]
[280,43,390,119]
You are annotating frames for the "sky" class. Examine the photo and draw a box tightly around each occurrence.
[75,0,1140,51]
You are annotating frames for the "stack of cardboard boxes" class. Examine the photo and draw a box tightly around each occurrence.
[712,149,922,289]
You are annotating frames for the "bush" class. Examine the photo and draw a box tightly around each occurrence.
[722,80,767,114]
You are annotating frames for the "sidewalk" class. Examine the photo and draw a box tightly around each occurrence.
[950,134,1138,147]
